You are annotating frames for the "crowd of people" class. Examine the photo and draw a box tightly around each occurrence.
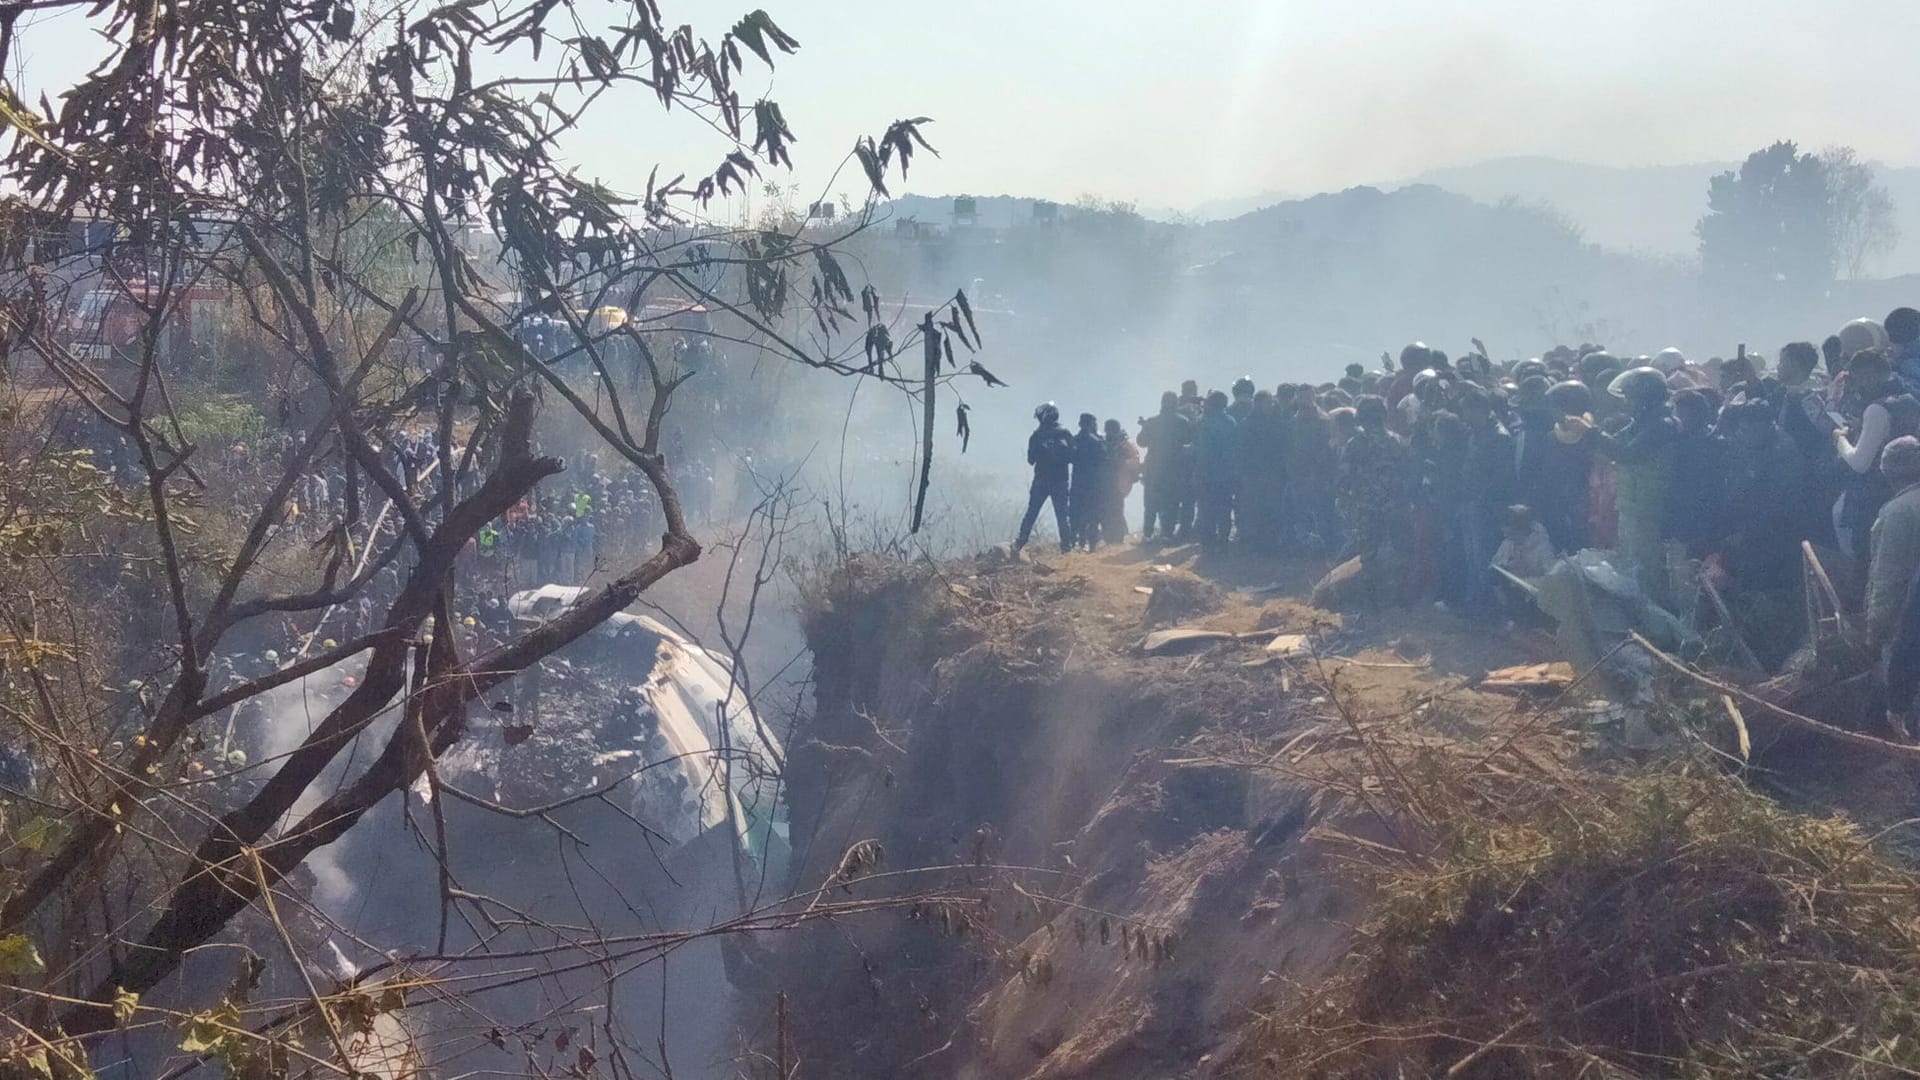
[1015,309,1920,734]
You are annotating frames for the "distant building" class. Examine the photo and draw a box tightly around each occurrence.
[893,217,942,241]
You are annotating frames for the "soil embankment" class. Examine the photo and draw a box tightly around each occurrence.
[746,544,1920,1079]
[753,547,1539,1077]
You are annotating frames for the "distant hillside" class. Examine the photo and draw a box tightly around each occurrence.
[886,157,1920,274]
[855,181,1898,419]
[1398,155,1920,275]
[1176,184,1695,364]
[1183,189,1300,223]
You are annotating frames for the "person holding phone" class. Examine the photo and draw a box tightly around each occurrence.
[1776,341,1833,458]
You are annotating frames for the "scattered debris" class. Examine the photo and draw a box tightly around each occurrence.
[1264,634,1311,659]
[1139,627,1242,655]
[1142,570,1226,628]
[1534,550,1697,702]
[1309,554,1395,612]
[1480,662,1576,694]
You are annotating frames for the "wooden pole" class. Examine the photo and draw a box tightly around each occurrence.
[777,991,790,1079]
[911,312,938,534]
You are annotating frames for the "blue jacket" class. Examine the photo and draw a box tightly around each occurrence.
[1898,342,1920,398]
[1194,411,1240,477]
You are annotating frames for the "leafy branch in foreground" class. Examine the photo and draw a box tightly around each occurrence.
[0,0,1001,1068]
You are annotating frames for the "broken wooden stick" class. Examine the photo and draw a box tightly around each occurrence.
[1720,694,1751,763]
[1803,542,1851,632]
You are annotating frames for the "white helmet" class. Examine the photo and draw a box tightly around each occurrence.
[1839,317,1889,359]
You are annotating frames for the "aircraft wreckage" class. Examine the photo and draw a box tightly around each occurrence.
[506,584,791,880]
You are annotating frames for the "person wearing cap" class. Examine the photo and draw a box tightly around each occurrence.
[1865,436,1920,650]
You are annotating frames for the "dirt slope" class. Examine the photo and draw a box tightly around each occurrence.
[730,536,1920,1080]
[748,544,1548,1079]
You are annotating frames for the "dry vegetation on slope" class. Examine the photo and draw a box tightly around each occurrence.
[754,544,1920,1079]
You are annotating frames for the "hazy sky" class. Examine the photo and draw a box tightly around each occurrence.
[16,0,1920,210]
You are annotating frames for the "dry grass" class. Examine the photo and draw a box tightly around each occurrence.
[1225,676,1920,1079]
[799,549,1920,1079]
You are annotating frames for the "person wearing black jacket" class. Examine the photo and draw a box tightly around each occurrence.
[1014,403,1075,555]
[1068,412,1108,550]
[1512,376,1586,554]
[1663,390,1728,556]
[1456,386,1515,617]
[1137,391,1193,541]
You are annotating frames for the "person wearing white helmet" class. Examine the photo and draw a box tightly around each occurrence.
[1838,317,1889,363]
[1653,347,1686,374]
